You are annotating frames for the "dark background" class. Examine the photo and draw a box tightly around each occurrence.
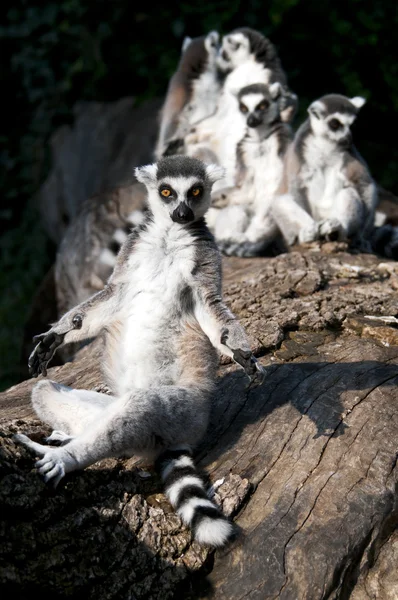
[1,0,397,390]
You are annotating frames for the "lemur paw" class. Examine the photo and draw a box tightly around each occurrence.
[232,349,266,389]
[318,218,342,241]
[28,314,83,378]
[46,430,74,445]
[14,433,69,487]
[28,330,65,377]
[36,453,66,487]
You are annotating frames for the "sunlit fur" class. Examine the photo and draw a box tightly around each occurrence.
[272,94,378,247]
[15,155,264,547]
[208,83,292,256]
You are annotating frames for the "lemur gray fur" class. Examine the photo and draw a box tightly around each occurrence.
[206,82,292,257]
[15,155,266,548]
[271,94,378,248]
[154,31,222,160]
[55,182,147,315]
[184,27,297,190]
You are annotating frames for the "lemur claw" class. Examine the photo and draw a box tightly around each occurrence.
[28,330,65,378]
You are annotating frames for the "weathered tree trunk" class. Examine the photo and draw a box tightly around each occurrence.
[1,247,398,599]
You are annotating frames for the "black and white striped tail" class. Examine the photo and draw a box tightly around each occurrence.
[156,447,234,547]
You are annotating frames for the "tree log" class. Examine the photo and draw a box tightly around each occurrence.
[1,247,398,599]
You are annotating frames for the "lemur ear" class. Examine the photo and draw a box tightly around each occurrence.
[269,82,281,99]
[350,96,366,110]
[135,163,158,186]
[182,36,193,53]
[205,30,219,51]
[308,100,325,120]
[206,164,226,184]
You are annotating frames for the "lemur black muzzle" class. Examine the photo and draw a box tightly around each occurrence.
[172,203,195,224]
[247,115,262,128]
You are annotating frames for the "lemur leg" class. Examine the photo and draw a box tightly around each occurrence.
[15,386,209,486]
[31,380,115,436]
[272,194,319,245]
[214,206,250,241]
[332,187,364,238]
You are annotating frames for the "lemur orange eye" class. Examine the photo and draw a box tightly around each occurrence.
[161,189,171,197]
[192,188,201,197]
[239,103,248,113]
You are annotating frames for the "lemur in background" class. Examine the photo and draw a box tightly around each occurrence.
[185,27,297,189]
[207,82,292,257]
[55,182,147,315]
[154,31,222,160]
[271,94,378,248]
[15,156,265,548]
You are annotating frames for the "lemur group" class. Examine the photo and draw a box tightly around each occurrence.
[154,26,396,259]
[14,27,395,549]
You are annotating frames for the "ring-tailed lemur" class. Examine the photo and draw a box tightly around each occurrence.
[206,82,292,257]
[271,94,378,248]
[184,28,297,189]
[154,31,222,160]
[55,182,147,315]
[15,156,266,547]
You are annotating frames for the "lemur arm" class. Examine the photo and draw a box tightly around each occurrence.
[193,245,265,386]
[28,283,124,377]
[28,230,138,378]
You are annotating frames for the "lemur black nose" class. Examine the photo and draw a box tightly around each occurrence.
[221,50,229,61]
[247,115,261,128]
[172,203,195,224]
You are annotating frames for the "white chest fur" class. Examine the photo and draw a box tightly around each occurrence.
[114,223,196,392]
[189,71,220,125]
[240,133,284,209]
[301,138,347,220]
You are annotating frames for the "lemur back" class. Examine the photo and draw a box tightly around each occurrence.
[155,31,222,160]
[272,94,378,247]
[16,156,265,548]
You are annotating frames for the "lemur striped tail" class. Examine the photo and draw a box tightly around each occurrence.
[155,447,234,547]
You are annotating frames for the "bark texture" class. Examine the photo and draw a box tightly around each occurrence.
[1,246,398,599]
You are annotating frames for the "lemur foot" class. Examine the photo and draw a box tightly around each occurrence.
[318,218,342,241]
[46,430,74,445]
[14,433,72,487]
[28,314,83,377]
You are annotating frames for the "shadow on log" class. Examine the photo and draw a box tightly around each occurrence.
[1,247,398,599]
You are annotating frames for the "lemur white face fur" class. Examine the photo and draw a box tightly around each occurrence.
[308,95,366,146]
[217,31,251,71]
[237,82,282,129]
[135,157,225,225]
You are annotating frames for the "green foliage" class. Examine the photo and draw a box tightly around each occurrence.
[0,0,397,390]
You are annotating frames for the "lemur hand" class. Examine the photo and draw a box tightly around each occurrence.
[232,349,266,389]
[221,326,266,388]
[28,314,83,378]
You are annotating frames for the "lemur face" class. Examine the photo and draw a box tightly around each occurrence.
[135,156,225,224]
[308,94,366,146]
[237,82,282,129]
[217,32,251,72]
